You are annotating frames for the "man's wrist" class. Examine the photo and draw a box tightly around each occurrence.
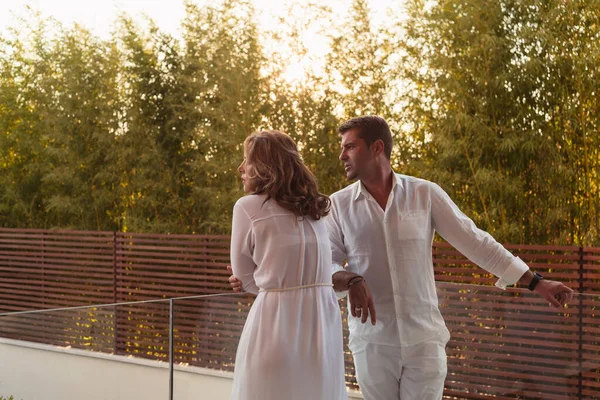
[347,275,364,289]
[528,272,544,291]
[333,271,360,291]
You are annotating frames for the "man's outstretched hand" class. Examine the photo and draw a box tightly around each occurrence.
[535,279,574,309]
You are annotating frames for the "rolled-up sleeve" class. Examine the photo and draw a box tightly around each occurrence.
[230,201,260,294]
[430,183,529,289]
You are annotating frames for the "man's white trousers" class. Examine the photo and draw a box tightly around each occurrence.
[353,340,447,400]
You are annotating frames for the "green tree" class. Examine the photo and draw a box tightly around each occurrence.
[116,16,198,232]
[40,25,122,230]
[325,0,414,175]
[0,22,46,227]
[1,0,597,243]
[0,13,121,230]
[399,0,600,245]
[258,3,345,195]
[181,0,265,233]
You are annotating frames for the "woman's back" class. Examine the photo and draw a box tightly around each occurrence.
[234,194,332,291]
[230,130,346,400]
[230,194,347,400]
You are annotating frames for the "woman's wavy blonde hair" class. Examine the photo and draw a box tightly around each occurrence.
[244,130,330,220]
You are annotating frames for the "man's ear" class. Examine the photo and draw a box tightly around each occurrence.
[372,139,385,157]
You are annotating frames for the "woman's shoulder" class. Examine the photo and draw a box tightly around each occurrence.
[235,194,295,220]
[235,193,267,207]
[234,194,270,217]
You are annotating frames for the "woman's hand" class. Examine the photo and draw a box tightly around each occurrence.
[227,265,244,292]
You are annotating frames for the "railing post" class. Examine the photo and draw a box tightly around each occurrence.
[113,231,118,355]
[578,246,584,400]
[169,298,174,400]
[113,231,117,304]
[41,231,45,307]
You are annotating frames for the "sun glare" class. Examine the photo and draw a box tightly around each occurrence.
[0,0,399,84]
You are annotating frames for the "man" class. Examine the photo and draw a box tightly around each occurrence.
[229,115,573,400]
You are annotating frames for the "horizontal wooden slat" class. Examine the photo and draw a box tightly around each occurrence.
[0,227,114,235]
[116,256,228,268]
[0,243,114,255]
[116,249,230,261]
[0,234,114,244]
[117,237,230,247]
[117,231,230,240]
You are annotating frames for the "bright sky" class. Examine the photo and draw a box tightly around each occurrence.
[0,0,401,81]
[0,0,399,35]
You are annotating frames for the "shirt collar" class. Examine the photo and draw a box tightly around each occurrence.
[352,173,402,201]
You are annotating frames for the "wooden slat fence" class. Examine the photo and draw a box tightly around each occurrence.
[434,242,600,399]
[0,228,598,399]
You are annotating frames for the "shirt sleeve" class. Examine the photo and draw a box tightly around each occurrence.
[326,200,350,298]
[430,183,529,289]
[230,201,260,294]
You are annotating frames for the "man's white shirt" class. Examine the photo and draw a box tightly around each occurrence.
[326,173,529,352]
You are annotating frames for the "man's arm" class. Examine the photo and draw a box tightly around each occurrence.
[516,270,573,308]
[326,202,376,324]
[430,183,573,308]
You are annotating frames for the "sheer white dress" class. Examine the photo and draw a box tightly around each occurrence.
[230,194,347,400]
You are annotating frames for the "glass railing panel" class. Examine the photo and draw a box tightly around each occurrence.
[437,282,599,399]
[0,300,169,400]
[172,293,248,372]
[2,287,597,399]
[0,304,119,353]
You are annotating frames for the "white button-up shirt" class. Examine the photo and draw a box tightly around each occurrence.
[326,173,529,351]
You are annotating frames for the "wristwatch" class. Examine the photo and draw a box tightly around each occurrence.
[528,272,544,291]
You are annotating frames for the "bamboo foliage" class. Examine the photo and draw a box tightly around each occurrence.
[0,0,598,245]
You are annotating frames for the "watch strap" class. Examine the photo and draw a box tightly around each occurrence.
[528,272,544,291]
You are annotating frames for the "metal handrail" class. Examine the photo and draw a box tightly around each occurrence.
[0,292,245,317]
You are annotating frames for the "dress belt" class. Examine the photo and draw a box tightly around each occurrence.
[259,283,333,293]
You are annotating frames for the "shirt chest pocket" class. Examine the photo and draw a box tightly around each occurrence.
[397,211,429,240]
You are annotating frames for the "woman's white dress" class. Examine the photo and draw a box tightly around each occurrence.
[230,194,347,400]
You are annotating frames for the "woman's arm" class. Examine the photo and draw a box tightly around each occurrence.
[230,201,260,294]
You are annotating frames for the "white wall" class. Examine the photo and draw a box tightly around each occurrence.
[0,338,232,400]
[0,338,362,400]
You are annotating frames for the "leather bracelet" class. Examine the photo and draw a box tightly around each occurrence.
[528,272,544,291]
[347,276,364,289]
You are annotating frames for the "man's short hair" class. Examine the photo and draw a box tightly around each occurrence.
[338,116,393,159]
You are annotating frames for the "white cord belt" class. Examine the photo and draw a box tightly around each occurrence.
[259,283,333,293]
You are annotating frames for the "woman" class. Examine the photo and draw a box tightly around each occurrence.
[229,130,347,400]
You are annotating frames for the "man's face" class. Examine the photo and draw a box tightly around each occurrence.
[339,128,373,181]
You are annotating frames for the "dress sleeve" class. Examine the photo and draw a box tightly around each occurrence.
[430,183,529,289]
[230,201,260,294]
